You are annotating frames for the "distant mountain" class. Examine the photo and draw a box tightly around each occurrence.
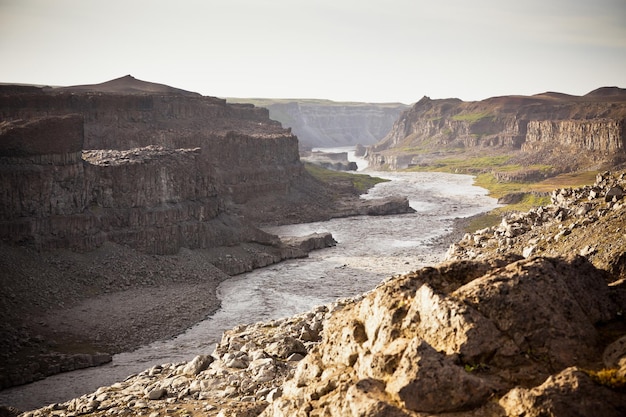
[227,98,409,149]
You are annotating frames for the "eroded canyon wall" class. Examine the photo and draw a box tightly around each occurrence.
[227,99,408,149]
[0,78,322,254]
[367,89,626,171]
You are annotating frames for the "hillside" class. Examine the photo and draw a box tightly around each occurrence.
[227,98,408,149]
[367,88,626,179]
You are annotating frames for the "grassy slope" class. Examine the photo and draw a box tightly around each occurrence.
[304,162,389,193]
[405,156,601,231]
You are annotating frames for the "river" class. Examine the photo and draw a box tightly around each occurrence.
[0,153,499,411]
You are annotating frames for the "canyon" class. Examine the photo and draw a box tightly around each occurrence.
[12,171,626,417]
[0,76,412,390]
[226,98,408,150]
[367,88,626,176]
[3,78,626,416]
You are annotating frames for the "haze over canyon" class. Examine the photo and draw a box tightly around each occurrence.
[1,76,626,417]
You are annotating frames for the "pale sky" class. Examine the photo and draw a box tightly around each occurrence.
[1,0,625,103]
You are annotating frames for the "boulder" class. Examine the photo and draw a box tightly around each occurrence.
[603,335,626,368]
[265,336,307,359]
[606,186,625,202]
[182,355,214,376]
[499,367,626,417]
[385,338,494,413]
[262,255,622,416]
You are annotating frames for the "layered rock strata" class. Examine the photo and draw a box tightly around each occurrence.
[226,99,408,149]
[367,88,626,172]
[0,77,415,390]
[0,78,413,252]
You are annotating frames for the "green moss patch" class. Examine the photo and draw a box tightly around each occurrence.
[304,162,389,193]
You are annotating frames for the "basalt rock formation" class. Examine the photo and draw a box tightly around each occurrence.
[0,76,414,389]
[227,98,408,149]
[0,75,412,253]
[367,88,626,174]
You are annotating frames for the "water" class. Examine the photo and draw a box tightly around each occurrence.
[0,155,499,411]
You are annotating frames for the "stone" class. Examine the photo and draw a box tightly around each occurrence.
[225,358,247,369]
[147,387,167,400]
[606,186,625,202]
[182,355,214,376]
[499,367,626,417]
[385,338,494,413]
[286,353,305,362]
[265,337,307,359]
[522,245,536,258]
[346,379,412,417]
[603,335,626,368]
[265,387,282,403]
[456,256,613,370]
[580,245,597,257]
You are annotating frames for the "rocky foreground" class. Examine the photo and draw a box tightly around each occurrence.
[6,172,626,416]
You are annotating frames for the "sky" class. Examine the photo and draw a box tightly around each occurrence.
[1,0,625,103]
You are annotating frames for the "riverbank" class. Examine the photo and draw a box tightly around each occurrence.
[10,168,626,416]
[0,212,476,413]
[1,170,500,412]
[0,233,337,391]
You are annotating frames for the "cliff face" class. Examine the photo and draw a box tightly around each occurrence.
[367,89,626,171]
[0,87,281,151]
[0,76,415,254]
[0,76,330,254]
[524,119,625,153]
[227,99,408,149]
[0,116,266,254]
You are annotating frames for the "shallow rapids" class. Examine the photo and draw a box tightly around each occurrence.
[0,168,499,411]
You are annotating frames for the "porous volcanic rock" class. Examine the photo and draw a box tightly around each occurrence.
[261,254,624,416]
[17,253,624,416]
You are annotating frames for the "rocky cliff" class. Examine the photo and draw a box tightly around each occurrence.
[0,97,292,253]
[0,76,411,253]
[367,88,626,172]
[227,98,408,149]
[17,172,626,417]
[0,76,415,389]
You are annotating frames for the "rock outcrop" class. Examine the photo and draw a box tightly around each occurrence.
[367,89,626,172]
[263,254,623,417]
[14,173,626,416]
[227,98,408,149]
[447,170,626,283]
[17,253,625,416]
[0,76,416,389]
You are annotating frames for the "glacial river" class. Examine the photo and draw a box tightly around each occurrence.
[0,153,499,411]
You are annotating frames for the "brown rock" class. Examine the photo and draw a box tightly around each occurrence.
[263,255,622,416]
[499,367,626,417]
[385,338,494,413]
